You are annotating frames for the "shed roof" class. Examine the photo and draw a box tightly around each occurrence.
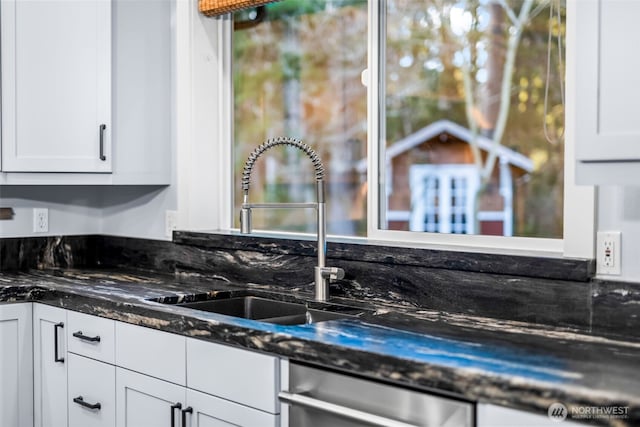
[356,119,534,173]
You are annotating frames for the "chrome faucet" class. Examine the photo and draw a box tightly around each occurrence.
[240,136,344,301]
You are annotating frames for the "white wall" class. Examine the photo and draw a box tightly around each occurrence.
[0,186,177,240]
[0,187,102,237]
[597,186,640,282]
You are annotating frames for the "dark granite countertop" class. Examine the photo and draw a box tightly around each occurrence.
[1,268,638,426]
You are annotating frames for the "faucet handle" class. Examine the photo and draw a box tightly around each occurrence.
[321,266,345,282]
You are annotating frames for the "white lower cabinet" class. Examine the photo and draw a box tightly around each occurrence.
[68,353,116,427]
[25,305,596,427]
[116,367,184,427]
[115,368,278,427]
[34,304,118,427]
[115,321,280,427]
[33,304,67,427]
[27,306,283,427]
[0,303,33,427]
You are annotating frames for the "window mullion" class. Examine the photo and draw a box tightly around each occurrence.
[367,0,385,238]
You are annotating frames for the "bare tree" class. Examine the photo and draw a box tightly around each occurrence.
[457,0,535,182]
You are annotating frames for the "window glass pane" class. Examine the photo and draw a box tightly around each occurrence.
[382,0,565,238]
[233,0,368,236]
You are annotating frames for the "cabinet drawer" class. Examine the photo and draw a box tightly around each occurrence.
[68,353,115,427]
[115,321,186,385]
[68,311,115,364]
[186,338,279,414]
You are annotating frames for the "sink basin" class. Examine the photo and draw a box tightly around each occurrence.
[166,295,359,325]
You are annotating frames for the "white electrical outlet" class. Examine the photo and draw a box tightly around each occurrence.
[165,210,178,238]
[33,208,49,233]
[597,231,621,275]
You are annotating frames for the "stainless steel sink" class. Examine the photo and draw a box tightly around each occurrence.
[164,295,359,325]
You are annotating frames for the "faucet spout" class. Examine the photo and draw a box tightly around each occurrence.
[241,137,325,195]
[240,137,344,302]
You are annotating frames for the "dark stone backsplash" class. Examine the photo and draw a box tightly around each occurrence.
[591,280,640,339]
[0,233,636,339]
[175,231,595,282]
[0,235,98,271]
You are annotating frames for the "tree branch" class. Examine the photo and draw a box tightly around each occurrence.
[461,59,484,173]
[482,0,534,180]
[494,0,518,26]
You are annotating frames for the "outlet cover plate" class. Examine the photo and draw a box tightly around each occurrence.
[597,231,621,275]
[33,208,49,233]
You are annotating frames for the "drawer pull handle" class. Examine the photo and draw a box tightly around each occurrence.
[170,402,182,427]
[279,391,420,427]
[99,124,107,161]
[182,406,193,427]
[181,406,193,426]
[73,331,101,342]
[73,396,101,410]
[54,322,64,363]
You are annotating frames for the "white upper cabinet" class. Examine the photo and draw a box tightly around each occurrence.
[573,0,640,184]
[1,0,112,173]
[0,0,172,185]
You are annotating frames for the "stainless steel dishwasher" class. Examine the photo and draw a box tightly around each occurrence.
[279,363,474,427]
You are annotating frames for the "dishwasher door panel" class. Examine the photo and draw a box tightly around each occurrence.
[280,363,474,427]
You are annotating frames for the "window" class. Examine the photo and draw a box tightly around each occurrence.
[233,1,368,236]
[225,0,593,256]
[378,0,566,239]
[408,164,481,234]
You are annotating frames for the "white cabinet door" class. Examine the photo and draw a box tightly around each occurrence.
[0,303,33,427]
[185,388,279,427]
[0,0,111,172]
[573,0,640,183]
[115,368,279,427]
[33,304,68,427]
[68,353,116,427]
[116,368,185,427]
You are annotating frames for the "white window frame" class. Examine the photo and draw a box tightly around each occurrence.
[365,0,594,258]
[181,0,595,259]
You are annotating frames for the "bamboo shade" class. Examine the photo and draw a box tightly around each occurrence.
[199,0,281,17]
